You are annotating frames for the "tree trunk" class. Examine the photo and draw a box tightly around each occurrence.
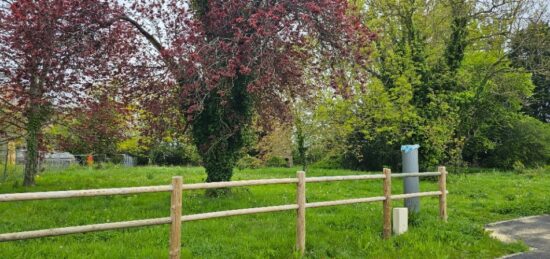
[296,120,307,172]
[190,76,252,196]
[23,106,42,187]
[203,148,236,197]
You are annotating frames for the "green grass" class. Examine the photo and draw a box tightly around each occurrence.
[0,166,548,258]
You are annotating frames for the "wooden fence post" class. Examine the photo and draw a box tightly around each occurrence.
[438,166,447,222]
[383,168,392,239]
[296,171,306,256]
[169,176,183,259]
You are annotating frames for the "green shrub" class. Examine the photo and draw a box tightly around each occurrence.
[341,130,402,171]
[236,155,263,170]
[150,141,201,166]
[512,161,526,173]
[117,137,150,165]
[482,116,550,169]
[311,152,344,169]
[265,156,287,167]
[134,154,150,166]
[109,154,124,164]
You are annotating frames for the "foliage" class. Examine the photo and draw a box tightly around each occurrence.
[150,141,201,166]
[509,21,550,122]
[116,102,190,166]
[478,116,550,169]
[55,88,129,162]
[123,0,374,185]
[310,79,417,170]
[265,156,287,168]
[2,0,547,194]
[310,152,344,169]
[312,0,544,170]
[354,0,469,169]
[0,0,133,185]
[117,137,150,165]
[190,78,253,184]
[458,50,536,167]
[254,122,293,166]
[294,102,310,170]
[291,96,346,170]
[235,155,263,170]
[3,166,550,257]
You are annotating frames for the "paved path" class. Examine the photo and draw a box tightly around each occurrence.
[485,215,550,259]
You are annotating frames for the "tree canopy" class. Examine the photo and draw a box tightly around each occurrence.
[1,0,548,187]
[118,0,375,188]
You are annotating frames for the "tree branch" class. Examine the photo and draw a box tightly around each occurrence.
[120,16,165,54]
[119,15,183,82]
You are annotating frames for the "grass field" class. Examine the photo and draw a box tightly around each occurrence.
[0,166,549,258]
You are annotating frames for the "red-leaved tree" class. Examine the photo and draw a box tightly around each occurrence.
[0,0,134,186]
[119,0,374,189]
[57,86,130,161]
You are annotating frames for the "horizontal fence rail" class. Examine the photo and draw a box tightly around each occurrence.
[306,174,386,183]
[0,172,443,203]
[0,217,173,242]
[0,185,173,202]
[391,172,441,178]
[306,196,386,208]
[0,167,449,258]
[391,191,446,200]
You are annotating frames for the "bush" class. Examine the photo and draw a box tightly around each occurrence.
[265,156,287,167]
[117,137,150,165]
[150,141,201,166]
[512,160,526,173]
[109,154,123,164]
[310,152,344,169]
[135,155,150,166]
[236,155,263,170]
[482,116,550,169]
[341,130,402,171]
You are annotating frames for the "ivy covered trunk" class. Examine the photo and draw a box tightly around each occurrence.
[190,76,252,194]
[23,105,42,186]
[295,118,307,172]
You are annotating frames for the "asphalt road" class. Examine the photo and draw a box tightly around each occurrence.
[486,215,550,259]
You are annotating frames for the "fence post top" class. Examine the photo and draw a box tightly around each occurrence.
[383,168,391,174]
[438,166,447,172]
[172,176,183,180]
[297,171,306,176]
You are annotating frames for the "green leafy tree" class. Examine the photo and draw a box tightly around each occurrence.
[480,115,550,168]
[358,0,468,169]
[510,21,550,122]
[458,50,535,165]
[356,0,541,169]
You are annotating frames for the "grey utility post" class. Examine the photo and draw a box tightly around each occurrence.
[401,144,420,213]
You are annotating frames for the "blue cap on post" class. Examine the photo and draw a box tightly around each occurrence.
[401,144,420,153]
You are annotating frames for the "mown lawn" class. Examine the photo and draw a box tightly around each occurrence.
[0,166,548,258]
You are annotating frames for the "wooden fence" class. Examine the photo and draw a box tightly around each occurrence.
[0,167,448,258]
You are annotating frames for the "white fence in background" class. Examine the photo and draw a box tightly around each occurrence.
[4,150,136,169]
